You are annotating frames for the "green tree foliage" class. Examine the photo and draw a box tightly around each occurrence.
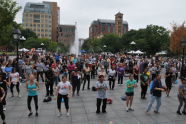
[23,38,68,53]
[82,25,170,55]
[82,34,121,53]
[0,0,21,46]
[21,29,37,39]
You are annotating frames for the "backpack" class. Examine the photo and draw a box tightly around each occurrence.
[43,96,52,102]
[120,95,127,101]
[107,98,113,104]
[92,86,97,91]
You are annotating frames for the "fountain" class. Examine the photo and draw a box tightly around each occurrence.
[70,22,79,56]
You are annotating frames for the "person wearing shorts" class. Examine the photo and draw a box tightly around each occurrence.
[125,74,137,112]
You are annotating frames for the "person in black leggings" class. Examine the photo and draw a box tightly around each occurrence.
[9,68,20,97]
[26,74,40,117]
[71,71,81,96]
[56,75,72,117]
[140,69,149,99]
[0,87,6,124]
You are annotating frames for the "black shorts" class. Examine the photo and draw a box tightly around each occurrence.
[126,92,134,96]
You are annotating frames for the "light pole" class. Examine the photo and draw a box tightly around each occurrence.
[41,43,44,52]
[130,41,136,56]
[13,29,21,71]
[103,45,107,52]
[181,39,186,78]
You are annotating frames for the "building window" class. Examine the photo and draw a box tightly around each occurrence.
[34,14,40,19]
[34,20,40,23]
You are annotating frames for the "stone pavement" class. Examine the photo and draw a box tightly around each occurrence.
[2,75,186,124]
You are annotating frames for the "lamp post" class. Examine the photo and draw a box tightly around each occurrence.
[20,36,26,48]
[181,39,186,78]
[130,41,136,56]
[13,29,21,71]
[103,45,107,52]
[41,43,44,52]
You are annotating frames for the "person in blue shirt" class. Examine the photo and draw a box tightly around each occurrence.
[125,74,137,112]
[26,74,40,117]
[146,74,165,114]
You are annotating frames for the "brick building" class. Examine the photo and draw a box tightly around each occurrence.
[57,25,75,46]
[89,12,128,38]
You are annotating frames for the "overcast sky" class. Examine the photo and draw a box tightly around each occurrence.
[15,0,185,38]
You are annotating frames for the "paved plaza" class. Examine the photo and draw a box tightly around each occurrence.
[2,74,186,124]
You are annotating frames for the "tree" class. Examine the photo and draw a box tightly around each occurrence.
[120,25,169,55]
[144,25,169,55]
[23,38,68,53]
[82,34,121,53]
[170,22,186,54]
[0,0,21,46]
[21,28,37,39]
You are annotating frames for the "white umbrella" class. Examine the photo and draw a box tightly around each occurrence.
[19,48,29,52]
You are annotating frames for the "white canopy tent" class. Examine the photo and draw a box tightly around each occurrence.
[127,51,136,54]
[19,48,29,52]
[156,51,167,55]
[134,50,144,54]
[127,50,144,54]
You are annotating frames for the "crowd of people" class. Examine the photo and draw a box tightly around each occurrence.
[0,52,186,124]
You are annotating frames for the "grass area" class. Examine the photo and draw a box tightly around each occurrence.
[0,52,16,55]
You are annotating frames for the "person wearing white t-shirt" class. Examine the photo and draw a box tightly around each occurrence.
[56,75,72,117]
[9,68,20,97]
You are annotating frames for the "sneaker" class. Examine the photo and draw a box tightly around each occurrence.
[18,94,21,98]
[57,112,62,117]
[154,110,159,114]
[129,108,134,111]
[35,112,38,117]
[126,108,129,112]
[177,111,182,115]
[96,111,100,114]
[3,107,6,111]
[66,112,70,116]
[182,111,186,115]
[28,112,33,117]
[3,121,6,124]
[102,111,107,113]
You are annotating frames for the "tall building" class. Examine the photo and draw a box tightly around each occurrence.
[89,12,128,38]
[22,2,59,41]
[43,1,60,42]
[115,12,123,36]
[57,25,75,46]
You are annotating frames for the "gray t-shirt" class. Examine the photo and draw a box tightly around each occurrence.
[24,65,33,74]
[36,63,44,72]
[96,81,109,99]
